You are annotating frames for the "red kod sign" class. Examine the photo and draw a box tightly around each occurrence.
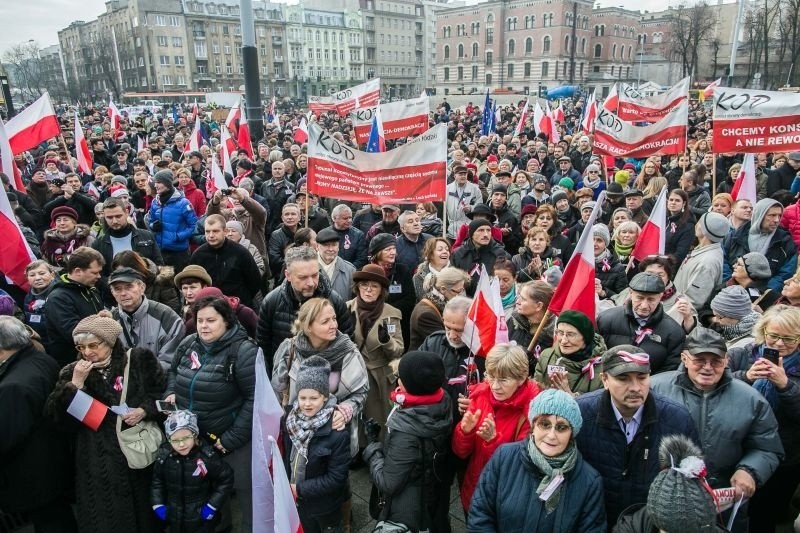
[307,122,447,204]
[713,87,800,153]
[308,79,381,117]
[616,77,690,122]
[351,94,430,144]
[592,100,688,158]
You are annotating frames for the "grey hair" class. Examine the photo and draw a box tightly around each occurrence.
[0,316,32,351]
[269,150,284,163]
[72,332,101,345]
[285,245,319,270]
[425,266,471,293]
[444,295,472,316]
[331,204,352,218]
[398,210,417,226]
[239,177,254,191]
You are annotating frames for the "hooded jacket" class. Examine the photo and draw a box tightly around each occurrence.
[178,178,207,217]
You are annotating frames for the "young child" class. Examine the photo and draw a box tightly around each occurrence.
[151,410,234,532]
[281,356,351,532]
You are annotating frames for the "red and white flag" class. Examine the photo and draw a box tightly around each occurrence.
[730,153,757,205]
[225,102,241,136]
[533,101,552,138]
[73,112,93,175]
[270,438,302,533]
[513,99,529,138]
[702,78,722,102]
[5,92,60,154]
[137,135,145,154]
[108,98,123,130]
[592,100,688,158]
[66,389,108,431]
[617,77,690,122]
[308,78,381,116]
[191,100,199,121]
[294,115,309,144]
[581,91,597,133]
[0,173,36,289]
[186,115,202,153]
[603,84,619,112]
[552,100,565,123]
[548,192,607,323]
[237,106,253,159]
[462,265,509,357]
[0,119,25,191]
[220,128,234,177]
[207,152,229,197]
[713,87,800,153]
[350,93,429,144]
[631,186,668,262]
[546,101,560,143]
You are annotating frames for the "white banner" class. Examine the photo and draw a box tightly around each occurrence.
[350,94,430,143]
[616,77,690,122]
[308,78,381,116]
[713,87,800,152]
[593,99,688,158]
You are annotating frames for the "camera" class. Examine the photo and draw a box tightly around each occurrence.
[51,178,65,187]
[220,188,232,195]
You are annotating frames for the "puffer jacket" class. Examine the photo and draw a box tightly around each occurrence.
[151,442,234,531]
[780,201,800,250]
[166,325,257,451]
[148,190,198,252]
[40,225,94,269]
[469,441,606,533]
[650,367,784,488]
[575,389,699,526]
[533,333,608,394]
[723,220,798,293]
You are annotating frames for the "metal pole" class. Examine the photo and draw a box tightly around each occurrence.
[728,0,746,87]
[569,2,578,84]
[637,40,644,86]
[240,0,264,143]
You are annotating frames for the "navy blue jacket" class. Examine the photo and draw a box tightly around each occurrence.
[575,389,699,526]
[395,233,431,274]
[333,225,368,269]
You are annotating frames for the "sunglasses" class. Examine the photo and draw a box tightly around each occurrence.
[535,419,572,433]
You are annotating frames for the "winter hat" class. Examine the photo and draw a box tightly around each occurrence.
[741,252,772,280]
[51,205,79,223]
[487,154,498,163]
[710,285,754,320]
[593,223,611,246]
[581,201,597,212]
[575,187,594,199]
[492,184,508,196]
[622,163,636,171]
[0,292,15,316]
[697,212,729,243]
[542,265,563,287]
[225,220,245,236]
[551,190,568,205]
[606,182,624,198]
[110,175,128,187]
[528,389,583,436]
[295,355,331,397]
[398,351,445,395]
[174,264,212,288]
[153,169,175,189]
[72,314,123,347]
[579,135,590,144]
[468,218,492,238]
[558,177,575,190]
[164,410,199,437]
[521,204,538,218]
[647,435,718,532]
[368,233,397,257]
[557,310,594,346]
[585,163,601,173]
[111,188,129,199]
[614,170,630,186]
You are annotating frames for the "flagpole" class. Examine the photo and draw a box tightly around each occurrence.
[527,309,552,353]
[304,198,309,229]
[441,199,447,239]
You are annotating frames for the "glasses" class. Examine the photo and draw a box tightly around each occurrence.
[535,419,572,433]
[169,435,196,446]
[485,374,516,386]
[442,285,466,296]
[686,355,727,368]
[588,170,600,174]
[75,342,103,352]
[555,330,581,341]
[763,330,800,345]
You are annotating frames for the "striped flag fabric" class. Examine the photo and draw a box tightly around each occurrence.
[270,437,302,533]
[5,92,60,154]
[67,389,108,431]
[237,106,253,159]
[0,118,25,191]
[0,173,36,289]
[365,103,386,153]
[730,153,757,205]
[462,265,509,357]
[631,186,668,262]
[108,98,123,130]
[74,112,93,175]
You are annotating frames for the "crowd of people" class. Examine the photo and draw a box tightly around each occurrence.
[1,93,800,533]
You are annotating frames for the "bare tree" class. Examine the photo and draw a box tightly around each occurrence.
[2,41,47,99]
[670,2,718,79]
[777,0,800,87]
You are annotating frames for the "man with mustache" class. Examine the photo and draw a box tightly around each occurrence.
[575,344,698,527]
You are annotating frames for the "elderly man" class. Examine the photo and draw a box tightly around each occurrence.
[445,164,483,239]
[395,210,431,272]
[268,202,301,282]
[109,266,184,370]
[330,204,367,268]
[598,272,686,373]
[651,327,783,532]
[366,204,402,241]
[257,245,354,375]
[316,227,356,300]
[576,345,699,526]
[259,159,294,235]
[673,211,730,312]
[451,216,510,296]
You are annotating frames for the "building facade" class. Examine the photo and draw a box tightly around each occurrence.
[586,6,640,94]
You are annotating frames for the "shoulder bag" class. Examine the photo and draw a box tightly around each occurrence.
[116,350,164,469]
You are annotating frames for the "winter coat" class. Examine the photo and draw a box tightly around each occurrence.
[23,281,55,342]
[143,260,180,314]
[673,242,724,311]
[92,224,164,276]
[686,186,711,219]
[512,245,564,283]
[533,334,608,394]
[452,380,541,510]
[395,233,431,274]
[114,297,185,371]
[44,191,98,226]
[490,201,522,254]
[597,301,685,374]
[420,215,443,240]
[468,441,606,533]
[780,201,800,250]
[40,225,94,269]
[451,238,511,297]
[445,181,483,238]
[417,331,481,421]
[332,225,368,269]
[259,178,294,234]
[44,274,105,367]
[323,257,357,302]
[766,161,797,196]
[664,212,696,265]
[206,195,267,258]
[722,220,798,293]
[409,294,445,351]
[506,312,555,375]
[148,190,198,252]
[178,179,207,217]
[151,442,234,531]
[595,251,627,298]
[167,326,258,452]
[575,389,700,526]
[382,261,416,349]
[189,238,262,308]
[267,224,296,281]
[650,367,784,488]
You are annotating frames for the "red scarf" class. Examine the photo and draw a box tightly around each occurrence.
[390,387,444,407]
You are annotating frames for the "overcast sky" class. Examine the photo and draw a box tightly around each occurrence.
[1,0,695,57]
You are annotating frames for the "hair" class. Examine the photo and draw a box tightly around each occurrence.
[111,250,152,282]
[205,214,227,229]
[426,266,470,293]
[293,227,316,247]
[282,202,300,215]
[612,220,641,242]
[269,150,285,163]
[192,296,237,330]
[485,343,529,381]
[0,316,32,351]
[712,193,734,210]
[753,305,800,345]
[423,237,451,263]
[642,176,668,199]
[25,259,56,276]
[331,204,352,218]
[525,226,551,245]
[102,197,127,211]
[174,167,191,180]
[444,295,472,316]
[681,170,699,186]
[667,189,693,225]
[728,163,742,179]
[398,210,417,226]
[285,245,318,270]
[292,297,334,335]
[494,258,518,277]
[94,165,109,175]
[534,204,559,237]
[639,255,677,280]
[66,247,105,272]
[416,202,437,215]
[518,280,554,305]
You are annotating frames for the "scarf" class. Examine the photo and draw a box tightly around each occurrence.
[318,255,336,282]
[424,287,447,312]
[527,439,578,514]
[584,176,601,189]
[753,346,799,411]
[502,283,517,309]
[294,331,353,372]
[717,311,760,342]
[390,387,444,407]
[662,283,677,301]
[356,295,385,340]
[614,241,634,261]
[285,397,336,459]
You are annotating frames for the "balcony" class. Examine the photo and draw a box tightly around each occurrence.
[193,75,216,83]
[193,30,206,39]
[271,36,282,46]
[273,56,284,62]
[415,28,423,36]
[348,41,361,48]
[365,23,375,31]
[365,58,376,65]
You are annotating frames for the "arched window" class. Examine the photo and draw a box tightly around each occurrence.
[594,44,602,58]
[581,38,587,54]
[508,39,515,55]
[444,45,450,60]
[564,35,569,53]
[525,37,532,54]
[543,36,551,53]
[472,42,479,57]
[487,13,494,24]
[458,43,464,58]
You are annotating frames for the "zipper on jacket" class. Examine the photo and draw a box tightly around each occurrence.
[186,348,206,411]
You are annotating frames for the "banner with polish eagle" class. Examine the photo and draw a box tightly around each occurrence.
[350,93,430,144]
[308,78,381,116]
[462,265,509,357]
[616,77,690,122]
[712,87,800,153]
[5,92,60,154]
[592,99,688,158]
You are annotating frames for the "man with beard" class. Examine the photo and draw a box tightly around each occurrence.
[451,217,510,296]
[522,175,551,208]
[366,204,402,242]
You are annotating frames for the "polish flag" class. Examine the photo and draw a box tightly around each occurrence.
[0,167,36,289]
[186,115,202,153]
[208,152,229,196]
[631,186,668,262]
[533,101,552,138]
[547,104,561,143]
[701,78,722,102]
[548,191,607,323]
[730,153,757,205]
[5,92,60,154]
[220,128,235,177]
[270,438,302,533]
[294,115,309,144]
[225,102,241,137]
[237,106,253,159]
[108,98,123,130]
[73,112,93,175]
[552,100,565,123]
[462,265,509,357]
[604,84,619,112]
[191,100,199,121]
[0,119,25,191]
[365,103,386,153]
[137,135,145,154]
[66,389,108,431]
[513,99,529,138]
[581,91,597,134]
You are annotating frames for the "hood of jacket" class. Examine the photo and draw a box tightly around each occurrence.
[43,224,92,242]
[387,394,453,439]
[750,198,782,236]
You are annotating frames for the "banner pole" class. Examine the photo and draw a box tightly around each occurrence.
[527,309,552,353]
[442,195,447,239]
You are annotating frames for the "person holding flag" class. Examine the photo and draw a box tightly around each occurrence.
[451,216,510,296]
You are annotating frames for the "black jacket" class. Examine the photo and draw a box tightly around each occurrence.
[417,331,481,422]
[267,224,296,282]
[259,178,294,235]
[44,274,105,366]
[489,202,522,254]
[664,212,696,266]
[189,238,262,308]
[93,225,164,276]
[384,262,416,350]
[766,162,798,196]
[44,191,98,226]
[595,251,628,298]
[451,238,510,296]
[333,225,368,269]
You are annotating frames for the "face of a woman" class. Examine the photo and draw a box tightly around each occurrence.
[515,174,529,187]
[528,233,547,254]
[75,336,112,364]
[196,306,228,343]
[612,212,630,228]
[495,269,514,296]
[712,199,731,216]
[377,245,397,265]
[556,322,586,355]
[358,281,382,304]
[515,290,539,318]
[486,372,525,402]
[307,304,338,346]
[762,322,800,358]
[731,258,751,283]
[532,415,573,457]
[536,214,553,230]
[667,193,684,214]
[168,428,197,456]
[55,215,76,234]
[644,264,670,286]
[643,163,656,175]
[415,204,426,217]
[27,265,54,290]
[618,228,638,246]
[432,241,450,265]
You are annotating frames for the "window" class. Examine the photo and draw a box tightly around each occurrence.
[173,37,182,47]
[594,44,602,58]
[170,16,180,27]
[542,61,549,77]
[472,65,478,79]
[444,45,449,60]
[525,37,532,54]
[486,28,493,44]
[138,57,144,67]
[472,42,479,57]
[226,62,233,74]
[444,67,449,81]
[508,39,515,56]
[524,62,531,77]
[155,15,166,26]
[162,74,172,85]
[507,63,514,78]
[212,43,220,54]
[543,36,550,53]
[175,56,185,65]
[458,43,464,58]
[486,51,493,66]
[177,75,187,85]
[612,44,617,59]
[224,44,231,54]
[159,55,170,65]
[458,66,463,80]
[157,36,168,47]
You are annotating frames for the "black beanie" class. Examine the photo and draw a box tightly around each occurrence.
[399,351,445,395]
[369,233,396,257]
[154,169,175,189]
[468,218,492,238]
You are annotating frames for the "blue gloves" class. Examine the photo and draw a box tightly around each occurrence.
[152,505,167,521]
[201,503,217,521]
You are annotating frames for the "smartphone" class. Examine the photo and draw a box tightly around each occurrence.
[156,400,177,413]
[762,348,780,365]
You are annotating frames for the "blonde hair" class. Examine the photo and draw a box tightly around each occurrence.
[426,266,470,293]
[753,305,800,345]
[485,343,529,381]
[613,220,641,242]
[292,297,335,335]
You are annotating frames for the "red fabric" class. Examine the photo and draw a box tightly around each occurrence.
[451,223,504,251]
[781,202,800,250]
[451,379,541,510]
[179,179,206,216]
[389,387,444,407]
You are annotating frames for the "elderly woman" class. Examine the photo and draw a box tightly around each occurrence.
[729,305,800,531]
[46,314,164,533]
[40,206,94,269]
[513,227,565,282]
[609,207,633,232]
[592,224,627,299]
[23,260,57,342]
[507,281,556,373]
[709,285,762,348]
[534,310,608,395]
[410,266,470,349]
[452,343,542,513]
[469,389,605,532]
[611,220,640,263]
[369,233,415,349]
[412,237,452,300]
[727,251,775,309]
[165,296,259,532]
[346,265,404,435]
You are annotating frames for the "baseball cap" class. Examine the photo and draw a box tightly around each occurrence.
[684,327,727,358]
[602,345,652,376]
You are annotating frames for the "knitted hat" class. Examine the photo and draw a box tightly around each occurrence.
[161,150,173,158]
[622,163,636,171]
[368,233,397,257]
[487,154,498,163]
[295,355,331,397]
[174,264,212,288]
[558,177,575,190]
[542,265,563,287]
[51,205,79,223]
[557,310,594,346]
[72,314,122,347]
[492,184,508,196]
[153,169,175,188]
[468,218,492,238]
[593,223,610,246]
[710,285,753,320]
[110,188,129,198]
[0,293,16,316]
[225,220,245,235]
[528,389,583,436]
[697,212,729,243]
[164,410,199,437]
[398,351,444,395]
[741,252,771,280]
[606,182,624,197]
[614,170,631,186]
[551,190,568,205]
[521,204,538,218]
[585,163,601,173]
[647,435,718,532]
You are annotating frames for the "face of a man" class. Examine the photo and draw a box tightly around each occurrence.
[681,351,727,391]
[110,280,145,312]
[181,281,205,304]
[630,290,661,317]
[601,372,651,416]
[442,308,466,348]
[333,210,352,230]
[204,222,226,247]
[626,196,643,210]
[272,162,285,179]
[472,225,492,247]
[318,240,339,264]
[66,175,82,192]
[103,206,129,231]
[402,214,422,236]
[760,206,783,233]
[286,259,319,298]
[553,146,564,158]
[382,208,399,223]
[70,260,103,287]
[282,207,300,227]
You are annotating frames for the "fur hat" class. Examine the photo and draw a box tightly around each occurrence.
[295,356,331,396]
[368,233,397,257]
[528,389,583,436]
[72,314,122,347]
[398,351,444,395]
[164,410,199,437]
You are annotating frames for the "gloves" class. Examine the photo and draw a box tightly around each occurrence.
[362,441,383,464]
[151,220,163,232]
[201,503,217,521]
[377,324,390,344]
[364,418,381,445]
[152,505,167,521]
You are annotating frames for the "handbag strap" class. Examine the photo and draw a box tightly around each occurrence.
[419,298,443,320]
[514,413,527,440]
[116,350,133,435]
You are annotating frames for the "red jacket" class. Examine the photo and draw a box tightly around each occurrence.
[780,202,800,250]
[451,379,541,511]
[180,179,207,216]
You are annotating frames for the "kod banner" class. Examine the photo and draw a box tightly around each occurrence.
[307,122,447,204]
[592,100,688,158]
[308,79,381,116]
[351,94,430,144]
[712,87,800,152]
[616,77,690,122]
